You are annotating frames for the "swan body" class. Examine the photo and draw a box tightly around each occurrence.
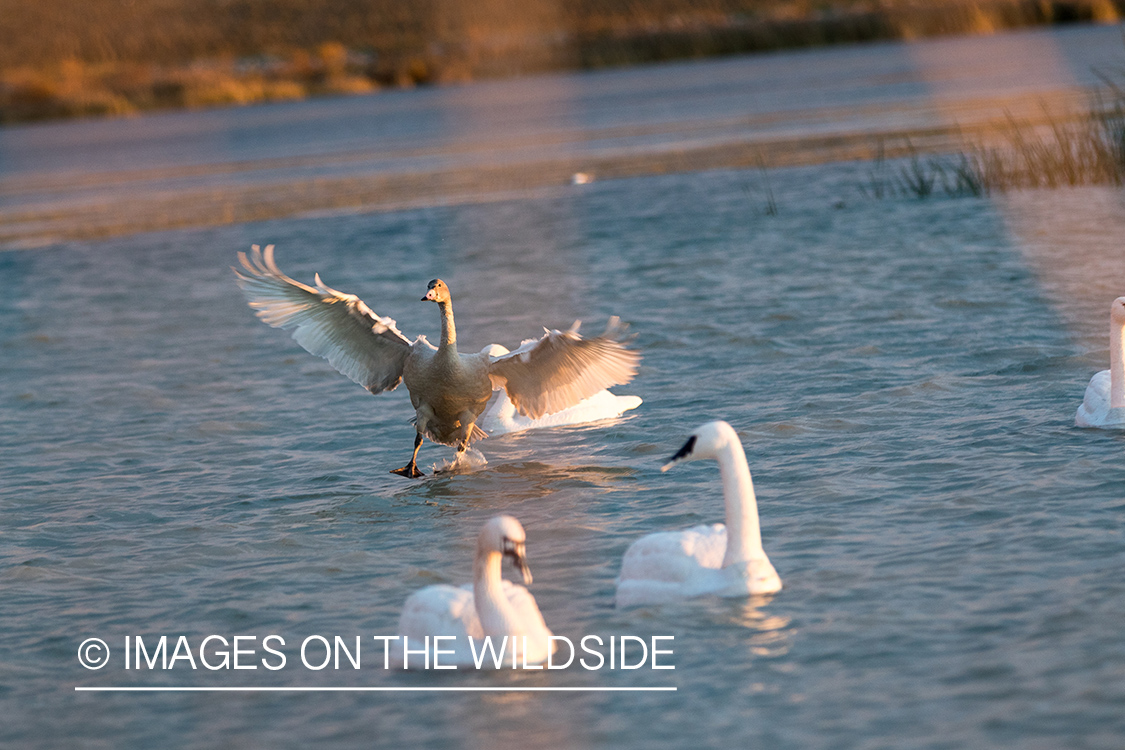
[396,516,555,668]
[234,245,641,476]
[480,389,642,436]
[1076,297,1125,429]
[616,421,781,607]
[476,344,642,435]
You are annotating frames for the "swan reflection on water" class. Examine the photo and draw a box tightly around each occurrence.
[397,457,638,510]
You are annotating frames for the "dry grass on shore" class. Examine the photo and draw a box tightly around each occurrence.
[1,0,1122,124]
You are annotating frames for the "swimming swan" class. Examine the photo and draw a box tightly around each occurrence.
[234,245,641,477]
[396,515,555,668]
[615,421,781,607]
[477,343,642,436]
[480,388,642,436]
[1076,297,1125,429]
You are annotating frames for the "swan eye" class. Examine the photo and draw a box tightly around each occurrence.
[668,435,696,463]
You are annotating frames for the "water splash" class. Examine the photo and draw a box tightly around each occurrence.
[431,447,488,475]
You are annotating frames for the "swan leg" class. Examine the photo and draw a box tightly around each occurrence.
[391,433,426,478]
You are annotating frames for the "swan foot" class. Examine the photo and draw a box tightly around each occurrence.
[390,463,426,479]
[391,433,426,478]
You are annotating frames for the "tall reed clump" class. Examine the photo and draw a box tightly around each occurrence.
[963,104,1125,190]
[864,95,1125,200]
[861,144,985,199]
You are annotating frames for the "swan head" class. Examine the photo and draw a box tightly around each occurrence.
[423,279,451,304]
[1112,297,1125,323]
[478,515,533,585]
[661,420,740,471]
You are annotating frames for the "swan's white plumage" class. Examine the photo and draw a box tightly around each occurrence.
[234,245,413,393]
[395,516,555,668]
[396,580,552,667]
[479,389,642,436]
[487,318,640,419]
[616,421,781,608]
[1076,297,1125,429]
[477,343,641,435]
[1076,370,1125,428]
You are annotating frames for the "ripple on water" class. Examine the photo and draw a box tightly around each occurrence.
[3,140,1125,749]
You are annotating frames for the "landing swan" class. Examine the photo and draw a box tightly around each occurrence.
[234,245,641,477]
[1076,297,1125,429]
[396,515,555,668]
[615,421,781,607]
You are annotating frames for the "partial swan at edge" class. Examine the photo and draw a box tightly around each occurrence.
[615,421,781,607]
[395,515,555,668]
[1076,296,1125,429]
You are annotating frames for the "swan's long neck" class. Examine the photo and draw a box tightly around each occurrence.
[1111,311,1124,408]
[438,300,457,350]
[716,439,765,568]
[473,551,522,635]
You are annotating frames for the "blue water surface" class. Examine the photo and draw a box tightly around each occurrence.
[3,25,1125,750]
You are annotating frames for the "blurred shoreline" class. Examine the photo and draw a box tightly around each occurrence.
[1,0,1121,125]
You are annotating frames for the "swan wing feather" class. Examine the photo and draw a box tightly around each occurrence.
[500,580,554,638]
[234,244,413,393]
[397,584,483,642]
[617,525,727,584]
[487,317,640,419]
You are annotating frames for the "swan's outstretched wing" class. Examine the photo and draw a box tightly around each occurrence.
[487,318,640,419]
[234,244,413,393]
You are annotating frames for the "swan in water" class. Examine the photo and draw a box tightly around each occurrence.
[476,343,642,436]
[234,245,641,477]
[1076,297,1125,429]
[615,421,781,607]
[480,388,642,436]
[396,515,555,668]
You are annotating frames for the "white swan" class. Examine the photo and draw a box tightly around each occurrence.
[615,421,781,607]
[395,515,555,668]
[476,344,642,436]
[1076,297,1125,429]
[234,245,641,477]
[480,389,642,436]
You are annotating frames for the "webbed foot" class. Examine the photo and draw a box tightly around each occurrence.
[391,433,426,478]
[390,463,425,479]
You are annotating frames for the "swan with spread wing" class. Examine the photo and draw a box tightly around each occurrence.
[234,245,641,477]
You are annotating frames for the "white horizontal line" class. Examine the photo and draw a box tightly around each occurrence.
[75,686,676,693]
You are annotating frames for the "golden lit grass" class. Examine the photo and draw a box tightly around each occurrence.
[1,0,1122,123]
[0,46,380,123]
